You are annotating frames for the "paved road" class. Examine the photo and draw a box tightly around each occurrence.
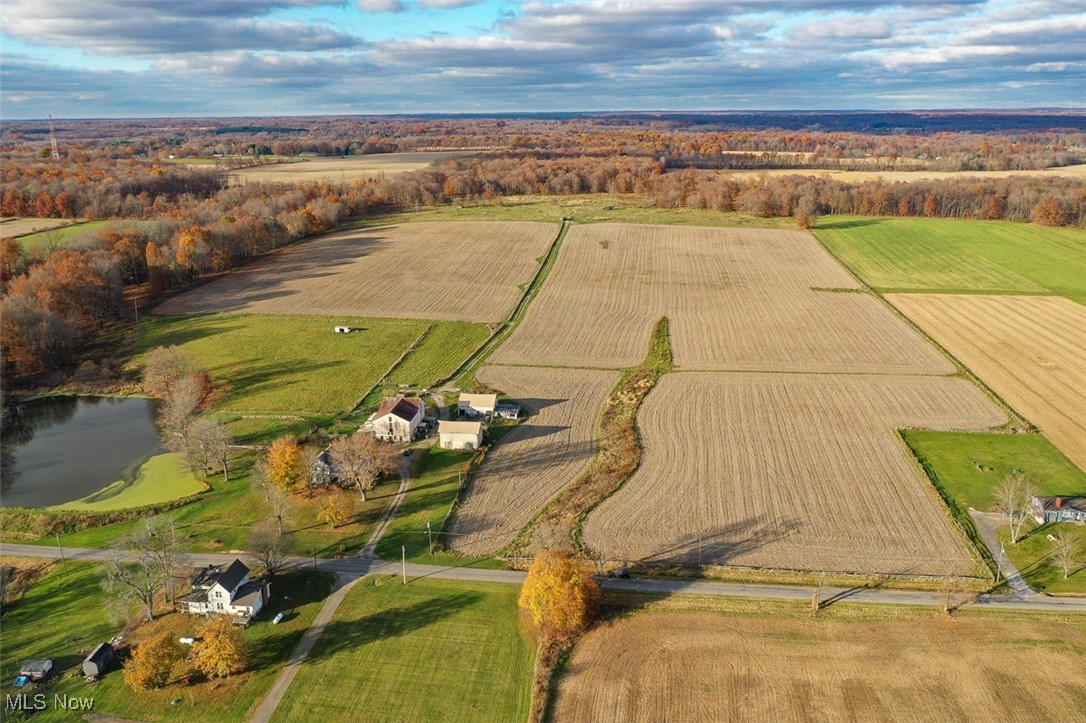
[4,542,1084,613]
[970,510,1037,597]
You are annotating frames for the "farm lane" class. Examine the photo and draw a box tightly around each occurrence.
[3,542,1083,613]
[969,511,1037,597]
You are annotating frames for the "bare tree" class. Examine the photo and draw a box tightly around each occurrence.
[101,535,167,621]
[1050,528,1084,580]
[328,433,400,502]
[995,473,1036,545]
[159,375,205,452]
[141,516,190,605]
[186,416,232,480]
[142,345,198,400]
[248,520,290,579]
[268,484,293,535]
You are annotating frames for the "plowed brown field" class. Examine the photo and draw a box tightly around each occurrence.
[553,611,1086,723]
[889,294,1086,472]
[229,151,478,183]
[153,222,556,322]
[448,365,617,556]
[583,372,1005,575]
[491,223,952,374]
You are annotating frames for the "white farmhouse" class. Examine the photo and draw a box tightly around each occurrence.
[363,395,425,443]
[457,393,497,418]
[179,560,270,624]
[438,420,484,450]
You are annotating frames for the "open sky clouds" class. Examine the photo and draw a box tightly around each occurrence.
[1,0,1083,117]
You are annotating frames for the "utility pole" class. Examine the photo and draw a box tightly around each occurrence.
[426,520,433,556]
[402,546,407,585]
[55,532,68,575]
[996,543,1005,583]
[133,298,139,335]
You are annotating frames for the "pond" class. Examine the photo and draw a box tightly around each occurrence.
[1,395,193,510]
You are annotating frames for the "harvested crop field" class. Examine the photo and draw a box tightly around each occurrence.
[0,217,74,237]
[584,372,1005,575]
[230,151,479,183]
[154,221,557,322]
[448,365,617,556]
[552,610,1086,723]
[491,223,952,374]
[890,294,1086,472]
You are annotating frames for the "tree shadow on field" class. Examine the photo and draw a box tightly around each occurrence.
[814,218,883,231]
[306,592,483,661]
[501,423,571,445]
[630,516,804,568]
[516,397,568,415]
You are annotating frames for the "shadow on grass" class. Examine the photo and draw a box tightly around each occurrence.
[306,592,482,662]
[814,218,884,231]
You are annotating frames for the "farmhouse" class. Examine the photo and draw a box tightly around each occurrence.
[439,421,484,450]
[458,393,497,418]
[1031,496,1086,524]
[363,395,425,443]
[179,559,270,624]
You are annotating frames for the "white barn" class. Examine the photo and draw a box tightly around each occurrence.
[439,421,484,450]
[457,393,497,418]
[364,395,425,443]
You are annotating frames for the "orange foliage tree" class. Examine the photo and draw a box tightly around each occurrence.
[518,549,599,641]
[266,435,305,493]
[123,633,184,690]
[192,615,249,679]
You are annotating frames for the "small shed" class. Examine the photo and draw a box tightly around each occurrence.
[495,403,522,419]
[457,393,498,418]
[19,659,53,681]
[438,421,484,450]
[334,325,352,334]
[82,643,114,678]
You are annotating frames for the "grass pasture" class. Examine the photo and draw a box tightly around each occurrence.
[552,606,1086,722]
[11,220,110,252]
[270,577,535,723]
[50,452,205,512]
[137,314,426,414]
[153,221,557,323]
[0,561,336,722]
[815,216,1086,303]
[1000,523,1086,595]
[890,294,1086,472]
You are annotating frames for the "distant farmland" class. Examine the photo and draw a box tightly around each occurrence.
[583,372,1004,576]
[553,609,1086,722]
[492,223,952,374]
[154,221,557,323]
[890,294,1086,471]
[229,151,480,183]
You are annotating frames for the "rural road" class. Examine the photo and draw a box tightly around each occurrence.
[3,543,1084,614]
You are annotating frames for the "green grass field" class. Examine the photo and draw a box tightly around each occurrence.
[0,561,335,722]
[137,315,487,415]
[50,453,205,512]
[815,217,1086,303]
[1000,522,1086,595]
[270,577,535,723]
[17,220,110,252]
[345,194,795,229]
[905,431,1086,512]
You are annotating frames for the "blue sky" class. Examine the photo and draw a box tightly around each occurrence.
[1,0,1083,118]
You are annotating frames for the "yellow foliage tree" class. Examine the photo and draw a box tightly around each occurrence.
[266,435,305,493]
[518,549,599,640]
[317,492,352,529]
[192,615,249,679]
[123,632,184,690]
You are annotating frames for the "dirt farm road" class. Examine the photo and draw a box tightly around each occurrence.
[2,543,1083,614]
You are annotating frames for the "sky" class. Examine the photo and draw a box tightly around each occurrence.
[1,0,1084,119]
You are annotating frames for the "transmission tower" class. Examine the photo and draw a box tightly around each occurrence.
[48,114,60,159]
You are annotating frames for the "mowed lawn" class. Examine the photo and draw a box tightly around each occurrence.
[271,578,535,723]
[137,314,485,413]
[15,219,111,251]
[815,216,1086,303]
[0,561,336,722]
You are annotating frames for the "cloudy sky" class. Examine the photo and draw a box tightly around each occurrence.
[1,0,1084,118]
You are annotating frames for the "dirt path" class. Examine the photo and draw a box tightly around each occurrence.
[969,510,1037,597]
[246,462,413,723]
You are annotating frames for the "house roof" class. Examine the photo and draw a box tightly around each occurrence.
[439,421,483,435]
[458,393,497,408]
[232,580,265,609]
[376,395,422,422]
[20,660,52,674]
[1035,496,1086,513]
[84,643,113,665]
[216,559,250,592]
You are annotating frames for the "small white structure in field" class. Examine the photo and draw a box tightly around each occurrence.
[457,393,497,418]
[363,395,425,443]
[334,325,352,333]
[439,421,484,450]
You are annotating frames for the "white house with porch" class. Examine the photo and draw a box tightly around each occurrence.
[179,559,270,624]
[363,395,425,443]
